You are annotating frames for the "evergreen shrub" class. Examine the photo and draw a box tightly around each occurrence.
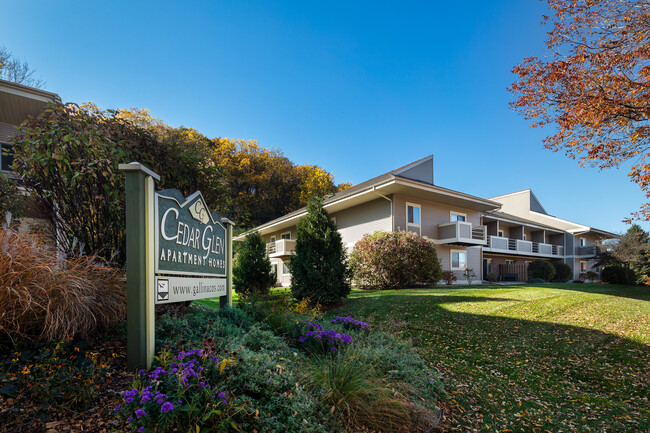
[552,262,573,282]
[291,198,350,303]
[233,231,275,297]
[527,259,556,282]
[350,231,443,290]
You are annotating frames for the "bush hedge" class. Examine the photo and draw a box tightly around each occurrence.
[552,262,573,282]
[527,259,556,282]
[601,265,628,285]
[350,231,443,290]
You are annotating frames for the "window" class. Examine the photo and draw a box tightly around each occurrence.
[523,234,527,241]
[451,250,467,270]
[580,238,586,247]
[505,260,515,265]
[498,230,504,237]
[1,143,14,172]
[406,203,421,234]
[450,212,466,222]
[282,262,291,275]
[270,236,276,243]
[580,261,587,272]
[281,232,291,240]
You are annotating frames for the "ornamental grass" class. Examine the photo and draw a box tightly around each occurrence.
[0,228,126,343]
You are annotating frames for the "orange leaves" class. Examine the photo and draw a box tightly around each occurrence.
[510,0,650,220]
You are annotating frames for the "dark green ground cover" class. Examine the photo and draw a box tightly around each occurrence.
[328,284,650,433]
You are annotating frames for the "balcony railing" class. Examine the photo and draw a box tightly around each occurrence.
[575,245,599,257]
[437,221,487,245]
[486,235,564,258]
[266,239,296,257]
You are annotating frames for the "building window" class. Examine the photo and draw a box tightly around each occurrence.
[498,230,504,237]
[1,143,14,172]
[580,261,587,272]
[281,232,291,240]
[270,236,276,243]
[450,212,466,222]
[406,202,421,234]
[282,262,291,275]
[580,238,586,247]
[451,250,467,270]
[523,234,527,241]
[505,260,515,265]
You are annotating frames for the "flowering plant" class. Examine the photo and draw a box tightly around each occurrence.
[297,321,352,354]
[114,348,239,432]
[330,316,370,330]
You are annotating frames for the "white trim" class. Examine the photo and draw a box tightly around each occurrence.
[406,202,421,233]
[281,231,291,240]
[450,211,467,222]
[450,249,467,270]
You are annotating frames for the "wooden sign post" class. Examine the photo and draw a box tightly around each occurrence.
[119,162,233,370]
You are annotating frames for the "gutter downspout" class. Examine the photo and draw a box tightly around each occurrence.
[373,186,393,231]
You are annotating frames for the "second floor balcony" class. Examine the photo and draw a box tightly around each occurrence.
[485,235,564,258]
[575,245,600,258]
[437,221,487,246]
[266,239,296,258]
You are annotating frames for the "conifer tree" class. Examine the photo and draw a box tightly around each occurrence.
[291,197,350,303]
[233,231,275,296]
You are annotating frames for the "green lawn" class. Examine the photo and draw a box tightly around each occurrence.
[328,284,650,433]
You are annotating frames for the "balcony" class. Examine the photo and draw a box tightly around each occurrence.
[485,235,564,258]
[266,239,296,258]
[575,245,599,257]
[437,221,487,246]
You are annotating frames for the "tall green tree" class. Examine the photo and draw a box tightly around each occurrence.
[612,224,650,285]
[233,231,275,297]
[291,198,350,303]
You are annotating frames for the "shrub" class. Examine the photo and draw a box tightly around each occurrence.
[297,321,353,355]
[291,198,350,303]
[527,277,546,284]
[601,264,628,284]
[485,273,498,283]
[0,173,23,222]
[585,271,599,282]
[233,231,275,297]
[350,230,443,290]
[12,103,220,265]
[442,270,457,285]
[527,259,556,281]
[0,229,126,343]
[552,261,573,282]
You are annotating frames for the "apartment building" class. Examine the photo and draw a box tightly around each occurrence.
[1,79,61,233]
[237,155,616,286]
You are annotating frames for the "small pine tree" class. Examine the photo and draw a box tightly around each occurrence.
[233,231,275,297]
[291,197,350,303]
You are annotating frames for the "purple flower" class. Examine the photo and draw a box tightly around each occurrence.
[138,428,144,432]
[138,369,146,375]
[113,405,122,412]
[218,391,227,404]
[160,401,175,413]
[127,416,133,422]
[330,316,371,329]
[135,408,146,418]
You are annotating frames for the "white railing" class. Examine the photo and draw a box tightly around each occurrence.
[266,239,296,257]
[438,221,486,244]
[487,235,564,257]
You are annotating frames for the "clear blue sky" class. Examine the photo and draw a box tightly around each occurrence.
[2,0,646,233]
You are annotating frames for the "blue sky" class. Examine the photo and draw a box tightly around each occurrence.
[2,0,646,233]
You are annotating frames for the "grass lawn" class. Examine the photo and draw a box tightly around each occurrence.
[328,283,650,433]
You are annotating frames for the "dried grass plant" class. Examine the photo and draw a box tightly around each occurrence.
[0,228,126,343]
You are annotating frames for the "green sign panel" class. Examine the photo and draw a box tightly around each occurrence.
[155,190,227,277]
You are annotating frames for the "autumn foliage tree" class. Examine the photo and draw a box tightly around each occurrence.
[510,0,650,221]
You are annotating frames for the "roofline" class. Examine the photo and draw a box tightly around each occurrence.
[392,154,433,176]
[489,189,532,200]
[235,176,501,240]
[528,190,548,214]
[0,78,61,103]
[482,212,563,233]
